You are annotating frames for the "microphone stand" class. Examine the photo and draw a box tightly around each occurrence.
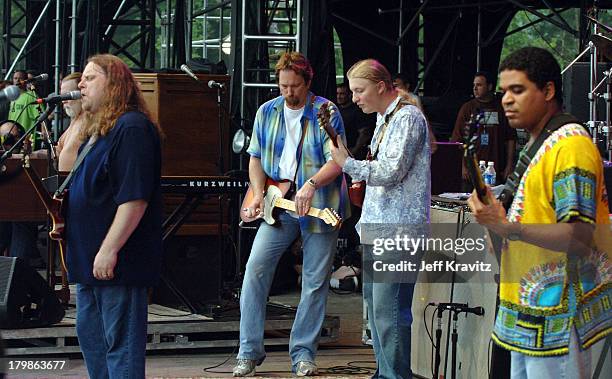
[0,105,55,165]
[433,306,444,379]
[451,309,459,379]
[214,85,225,174]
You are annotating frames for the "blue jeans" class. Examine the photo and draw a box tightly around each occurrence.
[363,245,415,379]
[76,284,148,379]
[510,326,592,379]
[237,211,338,368]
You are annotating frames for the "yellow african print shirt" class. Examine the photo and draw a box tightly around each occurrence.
[493,123,611,356]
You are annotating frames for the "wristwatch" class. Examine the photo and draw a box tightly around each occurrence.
[506,224,522,241]
[306,178,317,189]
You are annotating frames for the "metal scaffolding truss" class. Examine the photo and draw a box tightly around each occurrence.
[186,0,231,63]
[1,0,52,77]
[101,0,157,69]
[333,0,597,94]
[239,0,301,121]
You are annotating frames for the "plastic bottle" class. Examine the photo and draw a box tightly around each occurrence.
[479,160,487,177]
[484,161,496,186]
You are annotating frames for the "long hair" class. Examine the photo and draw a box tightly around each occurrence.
[347,59,394,91]
[81,54,162,138]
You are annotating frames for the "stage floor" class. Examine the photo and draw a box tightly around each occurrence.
[1,289,374,378]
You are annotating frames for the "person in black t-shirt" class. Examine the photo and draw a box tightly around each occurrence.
[67,54,163,379]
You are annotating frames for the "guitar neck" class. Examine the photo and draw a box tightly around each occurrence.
[465,154,489,205]
[22,158,55,211]
[274,198,324,219]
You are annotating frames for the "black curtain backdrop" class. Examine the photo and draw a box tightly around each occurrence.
[301,0,337,103]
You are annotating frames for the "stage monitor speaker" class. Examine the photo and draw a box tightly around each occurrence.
[0,257,64,329]
[562,62,611,122]
[153,235,222,312]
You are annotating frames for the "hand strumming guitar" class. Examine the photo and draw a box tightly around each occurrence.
[243,192,264,220]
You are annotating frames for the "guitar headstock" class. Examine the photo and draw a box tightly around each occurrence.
[462,111,489,203]
[462,111,484,157]
[320,207,342,228]
[317,101,338,147]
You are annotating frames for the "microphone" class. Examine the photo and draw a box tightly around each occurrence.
[180,64,200,82]
[32,91,82,105]
[432,302,484,316]
[22,73,49,84]
[462,306,485,316]
[0,85,20,104]
[208,80,225,89]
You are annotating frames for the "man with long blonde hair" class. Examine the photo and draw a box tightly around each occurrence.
[330,58,431,379]
[67,54,163,378]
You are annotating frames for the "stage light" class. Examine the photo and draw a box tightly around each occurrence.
[232,129,250,154]
[222,35,231,55]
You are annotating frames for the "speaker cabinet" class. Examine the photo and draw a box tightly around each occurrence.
[431,142,463,194]
[153,236,222,312]
[0,257,64,329]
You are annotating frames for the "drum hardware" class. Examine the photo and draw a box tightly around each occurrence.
[565,10,612,161]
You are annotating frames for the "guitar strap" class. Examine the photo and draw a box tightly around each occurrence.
[287,95,315,197]
[498,113,580,210]
[369,99,409,160]
[56,135,97,196]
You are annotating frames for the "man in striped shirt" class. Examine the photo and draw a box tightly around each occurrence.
[234,51,350,377]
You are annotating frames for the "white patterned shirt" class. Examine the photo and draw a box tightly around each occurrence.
[343,96,431,242]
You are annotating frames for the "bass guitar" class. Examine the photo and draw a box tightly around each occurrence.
[240,178,341,227]
[22,155,70,304]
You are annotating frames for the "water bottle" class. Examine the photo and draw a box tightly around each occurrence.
[479,160,487,177]
[484,161,496,186]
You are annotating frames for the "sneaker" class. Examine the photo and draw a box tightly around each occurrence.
[295,361,318,376]
[232,359,257,377]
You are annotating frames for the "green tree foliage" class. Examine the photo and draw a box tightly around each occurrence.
[501,9,612,72]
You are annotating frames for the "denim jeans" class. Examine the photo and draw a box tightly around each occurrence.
[363,245,415,379]
[237,211,338,368]
[510,326,592,379]
[76,284,148,379]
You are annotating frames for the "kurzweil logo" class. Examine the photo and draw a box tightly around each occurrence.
[188,180,250,188]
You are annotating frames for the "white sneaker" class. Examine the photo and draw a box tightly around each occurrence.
[295,361,318,376]
[232,359,257,377]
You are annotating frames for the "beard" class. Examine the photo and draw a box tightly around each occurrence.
[64,106,75,118]
[285,96,300,107]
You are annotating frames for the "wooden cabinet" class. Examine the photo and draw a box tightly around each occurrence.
[133,73,231,176]
[133,73,232,236]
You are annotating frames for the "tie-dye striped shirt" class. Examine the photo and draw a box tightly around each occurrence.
[247,92,351,233]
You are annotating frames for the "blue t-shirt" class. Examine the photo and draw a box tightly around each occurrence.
[66,111,162,286]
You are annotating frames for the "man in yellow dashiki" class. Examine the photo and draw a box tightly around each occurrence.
[468,47,610,378]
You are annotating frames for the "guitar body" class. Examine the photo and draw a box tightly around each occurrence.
[48,190,67,241]
[240,178,291,223]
